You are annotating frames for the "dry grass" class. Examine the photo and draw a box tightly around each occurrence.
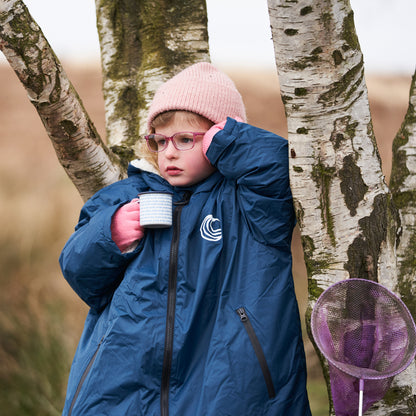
[0,61,411,414]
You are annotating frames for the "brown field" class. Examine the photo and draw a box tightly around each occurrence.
[0,61,411,414]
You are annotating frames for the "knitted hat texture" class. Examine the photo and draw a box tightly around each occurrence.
[147,62,246,131]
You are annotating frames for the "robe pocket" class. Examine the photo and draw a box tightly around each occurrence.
[236,306,276,399]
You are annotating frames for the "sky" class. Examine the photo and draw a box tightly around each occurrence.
[1,0,415,74]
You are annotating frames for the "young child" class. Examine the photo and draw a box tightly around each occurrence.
[60,62,311,415]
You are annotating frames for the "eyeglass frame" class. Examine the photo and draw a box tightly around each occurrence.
[144,131,206,153]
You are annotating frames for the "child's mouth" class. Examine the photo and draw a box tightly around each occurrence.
[166,166,182,176]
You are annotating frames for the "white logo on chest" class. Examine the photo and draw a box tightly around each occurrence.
[200,215,222,242]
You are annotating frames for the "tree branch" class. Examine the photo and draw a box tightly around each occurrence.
[0,0,123,201]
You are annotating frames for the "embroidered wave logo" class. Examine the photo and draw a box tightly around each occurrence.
[200,215,222,242]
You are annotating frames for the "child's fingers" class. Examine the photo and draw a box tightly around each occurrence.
[123,199,140,211]
[124,209,140,221]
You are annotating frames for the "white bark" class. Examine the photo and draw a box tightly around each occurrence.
[0,0,123,201]
[95,0,210,158]
[392,73,416,297]
[268,0,389,289]
[268,0,415,414]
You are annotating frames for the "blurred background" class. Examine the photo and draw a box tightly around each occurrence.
[0,0,414,414]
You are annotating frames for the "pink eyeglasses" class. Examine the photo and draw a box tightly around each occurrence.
[145,132,205,152]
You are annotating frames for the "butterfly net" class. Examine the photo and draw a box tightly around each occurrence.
[311,279,416,416]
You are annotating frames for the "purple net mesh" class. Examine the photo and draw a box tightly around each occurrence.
[311,279,416,416]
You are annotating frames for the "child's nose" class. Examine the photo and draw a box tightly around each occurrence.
[164,140,178,158]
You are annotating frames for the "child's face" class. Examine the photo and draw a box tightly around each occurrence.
[156,113,216,187]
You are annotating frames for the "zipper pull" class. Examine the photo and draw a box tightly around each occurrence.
[237,307,248,322]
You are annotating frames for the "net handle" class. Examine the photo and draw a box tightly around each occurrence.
[358,379,364,416]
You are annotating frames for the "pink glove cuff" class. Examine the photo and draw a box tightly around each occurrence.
[111,199,144,253]
[203,120,227,156]
[202,117,244,156]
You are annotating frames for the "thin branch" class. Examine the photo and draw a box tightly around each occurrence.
[0,0,123,201]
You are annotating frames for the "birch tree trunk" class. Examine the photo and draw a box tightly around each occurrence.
[95,0,210,163]
[388,73,416,416]
[267,0,416,414]
[0,0,123,201]
[391,73,416,319]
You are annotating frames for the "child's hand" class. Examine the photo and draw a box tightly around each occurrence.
[202,120,227,155]
[202,117,244,155]
[111,199,144,252]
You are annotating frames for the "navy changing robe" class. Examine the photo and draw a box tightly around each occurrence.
[60,118,311,415]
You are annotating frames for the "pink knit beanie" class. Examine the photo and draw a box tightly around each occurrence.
[146,62,246,131]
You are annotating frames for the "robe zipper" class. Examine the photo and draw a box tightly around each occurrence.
[236,307,276,399]
[68,336,104,416]
[160,191,191,416]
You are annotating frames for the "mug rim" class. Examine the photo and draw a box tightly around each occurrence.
[138,191,173,196]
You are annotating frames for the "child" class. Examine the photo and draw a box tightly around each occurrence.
[60,62,311,415]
